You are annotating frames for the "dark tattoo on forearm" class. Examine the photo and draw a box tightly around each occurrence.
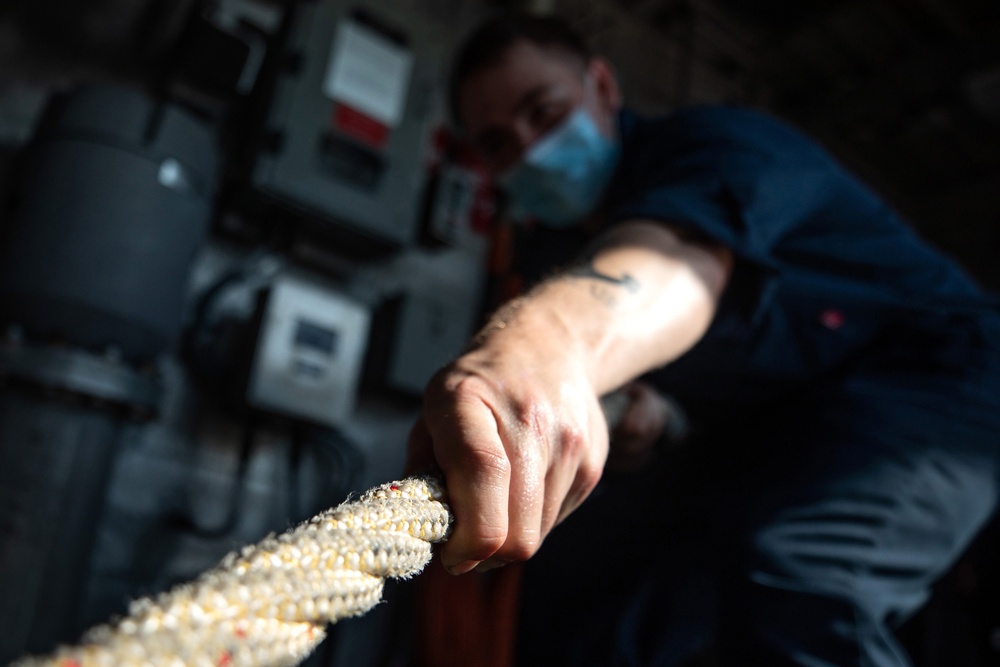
[564,262,640,308]
[565,263,640,292]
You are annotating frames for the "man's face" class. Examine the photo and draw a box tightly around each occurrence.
[456,40,620,176]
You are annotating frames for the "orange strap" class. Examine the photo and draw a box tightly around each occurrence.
[411,557,524,667]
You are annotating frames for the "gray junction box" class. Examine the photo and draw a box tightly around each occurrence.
[253,0,451,248]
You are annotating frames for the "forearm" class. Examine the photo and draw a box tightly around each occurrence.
[473,220,732,395]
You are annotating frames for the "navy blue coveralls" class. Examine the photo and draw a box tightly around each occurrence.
[515,107,1000,667]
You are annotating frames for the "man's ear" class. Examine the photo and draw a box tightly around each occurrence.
[589,56,622,114]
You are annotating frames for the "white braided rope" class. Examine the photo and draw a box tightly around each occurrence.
[10,476,452,667]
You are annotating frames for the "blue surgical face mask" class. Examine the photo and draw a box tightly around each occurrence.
[499,105,620,228]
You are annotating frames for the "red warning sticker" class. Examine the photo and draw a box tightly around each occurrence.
[333,103,390,149]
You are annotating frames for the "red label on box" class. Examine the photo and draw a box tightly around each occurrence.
[333,103,389,149]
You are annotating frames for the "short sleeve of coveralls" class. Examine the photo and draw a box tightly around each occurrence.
[603,105,997,403]
[605,106,847,288]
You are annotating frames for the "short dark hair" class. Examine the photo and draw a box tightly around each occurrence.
[448,13,592,126]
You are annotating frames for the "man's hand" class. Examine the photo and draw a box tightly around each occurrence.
[406,329,609,575]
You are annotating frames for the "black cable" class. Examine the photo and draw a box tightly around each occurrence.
[178,417,256,539]
[128,417,255,594]
[287,425,363,522]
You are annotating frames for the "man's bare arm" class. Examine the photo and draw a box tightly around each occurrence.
[407,220,732,574]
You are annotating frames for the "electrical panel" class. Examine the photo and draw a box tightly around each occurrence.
[247,273,370,427]
[367,289,478,395]
[253,0,454,249]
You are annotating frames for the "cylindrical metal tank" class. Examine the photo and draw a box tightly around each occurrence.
[0,84,218,361]
[0,84,214,662]
[0,343,161,664]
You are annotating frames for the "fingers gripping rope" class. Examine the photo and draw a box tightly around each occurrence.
[11,476,452,667]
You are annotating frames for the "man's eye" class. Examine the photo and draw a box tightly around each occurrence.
[530,101,565,132]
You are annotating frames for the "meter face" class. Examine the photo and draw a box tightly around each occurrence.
[248,275,370,426]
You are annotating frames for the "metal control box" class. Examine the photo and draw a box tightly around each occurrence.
[364,283,481,397]
[384,292,472,395]
[253,0,456,248]
[247,274,370,426]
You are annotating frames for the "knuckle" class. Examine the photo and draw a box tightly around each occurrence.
[508,391,553,436]
[447,372,487,402]
[501,536,540,562]
[424,363,460,398]
[425,364,488,409]
[558,424,589,460]
[452,513,508,563]
[468,526,507,560]
[576,458,604,496]
[457,445,510,479]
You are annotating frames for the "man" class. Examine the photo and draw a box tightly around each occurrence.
[406,14,1000,666]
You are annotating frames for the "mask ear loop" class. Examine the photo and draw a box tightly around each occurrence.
[580,67,618,144]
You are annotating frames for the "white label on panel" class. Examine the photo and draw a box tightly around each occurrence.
[323,20,414,127]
